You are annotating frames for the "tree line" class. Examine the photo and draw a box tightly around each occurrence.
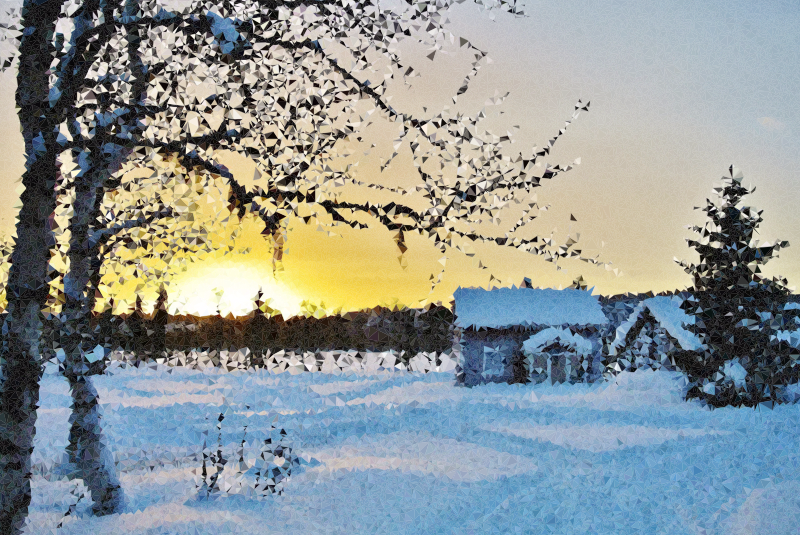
[87,301,454,356]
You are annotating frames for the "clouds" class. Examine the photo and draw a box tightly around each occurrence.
[757,117,788,132]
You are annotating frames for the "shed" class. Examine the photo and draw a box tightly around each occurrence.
[453,287,609,386]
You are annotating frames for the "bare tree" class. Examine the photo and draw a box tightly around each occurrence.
[0,0,615,530]
[4,0,261,500]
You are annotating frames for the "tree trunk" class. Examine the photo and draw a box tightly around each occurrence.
[53,0,150,511]
[62,373,123,514]
[59,155,125,514]
[0,1,63,531]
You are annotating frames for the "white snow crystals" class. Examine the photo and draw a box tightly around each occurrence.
[26,362,800,535]
[723,360,749,389]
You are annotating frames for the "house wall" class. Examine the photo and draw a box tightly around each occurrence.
[456,328,532,387]
[529,343,577,385]
[523,326,607,384]
[457,324,607,386]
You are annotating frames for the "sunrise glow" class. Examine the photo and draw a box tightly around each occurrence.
[168,262,303,319]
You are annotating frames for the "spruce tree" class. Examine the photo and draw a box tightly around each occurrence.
[150,287,169,357]
[675,165,800,407]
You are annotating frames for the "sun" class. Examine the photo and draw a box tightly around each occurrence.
[169,261,303,318]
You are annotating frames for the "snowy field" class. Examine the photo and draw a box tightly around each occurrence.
[25,360,800,535]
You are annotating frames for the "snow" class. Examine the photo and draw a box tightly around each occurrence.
[26,361,800,535]
[453,287,609,329]
[479,422,730,453]
[522,327,595,355]
[722,360,749,388]
[644,296,703,351]
[774,329,800,348]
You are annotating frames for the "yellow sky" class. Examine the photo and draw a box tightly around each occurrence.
[146,146,612,317]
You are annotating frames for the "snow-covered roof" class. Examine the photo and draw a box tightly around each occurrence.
[453,287,609,330]
[522,327,595,355]
[609,296,702,353]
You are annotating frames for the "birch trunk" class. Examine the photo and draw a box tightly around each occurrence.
[59,158,124,514]
[55,1,150,509]
[0,1,62,531]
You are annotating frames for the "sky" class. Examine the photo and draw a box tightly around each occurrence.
[0,0,799,316]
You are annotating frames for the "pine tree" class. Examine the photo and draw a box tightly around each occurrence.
[150,287,169,357]
[675,165,800,407]
[246,289,266,356]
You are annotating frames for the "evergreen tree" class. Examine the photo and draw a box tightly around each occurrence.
[675,165,800,407]
[149,287,169,356]
[246,289,268,354]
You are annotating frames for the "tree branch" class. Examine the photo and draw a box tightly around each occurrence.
[88,206,176,250]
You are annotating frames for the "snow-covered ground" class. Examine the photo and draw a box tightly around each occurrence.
[25,360,800,535]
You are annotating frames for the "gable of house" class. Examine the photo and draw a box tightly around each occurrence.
[611,307,679,366]
[608,296,702,354]
[520,326,606,384]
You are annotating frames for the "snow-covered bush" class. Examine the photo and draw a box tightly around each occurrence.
[194,411,301,500]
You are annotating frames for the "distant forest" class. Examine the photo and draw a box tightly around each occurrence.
[23,289,800,363]
[59,305,457,357]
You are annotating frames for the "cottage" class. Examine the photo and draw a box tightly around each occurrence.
[455,286,798,387]
[453,286,610,386]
